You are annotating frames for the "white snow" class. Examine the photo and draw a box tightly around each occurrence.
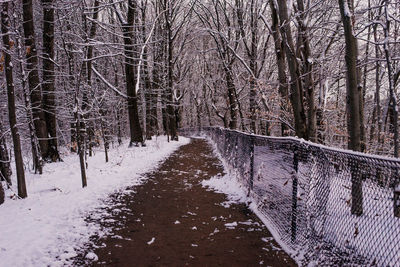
[0,136,189,267]
[174,220,181,224]
[224,222,238,229]
[209,228,219,236]
[85,252,98,261]
[343,0,351,17]
[261,237,274,243]
[201,174,249,205]
[147,237,156,245]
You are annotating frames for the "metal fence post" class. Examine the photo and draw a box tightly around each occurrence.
[395,183,400,218]
[292,145,299,242]
[248,136,255,197]
[350,165,363,216]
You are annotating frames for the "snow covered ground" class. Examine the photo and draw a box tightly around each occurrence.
[0,136,189,267]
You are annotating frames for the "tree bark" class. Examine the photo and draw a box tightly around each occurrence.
[236,0,258,133]
[276,0,307,139]
[114,68,123,145]
[0,120,12,186]
[339,0,361,152]
[15,26,43,173]
[374,22,382,146]
[382,0,398,157]
[225,64,238,130]
[2,2,28,198]
[296,0,316,142]
[74,94,87,188]
[249,0,257,133]
[165,6,178,140]
[338,0,363,216]
[123,0,144,146]
[83,0,100,156]
[42,0,60,161]
[22,0,49,158]
[0,181,4,205]
[141,3,154,139]
[270,1,289,136]
[151,49,162,136]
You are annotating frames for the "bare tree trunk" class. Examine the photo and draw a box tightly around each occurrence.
[0,120,12,186]
[74,94,87,188]
[370,10,383,148]
[165,10,178,140]
[13,20,43,173]
[249,0,258,133]
[363,0,372,149]
[123,0,144,146]
[350,1,366,153]
[270,1,289,136]
[296,0,316,142]
[152,22,163,136]
[194,93,202,131]
[85,0,99,90]
[81,0,100,157]
[100,111,109,163]
[22,0,49,159]
[42,0,60,162]
[2,2,27,198]
[383,0,398,157]
[141,2,154,140]
[151,64,161,136]
[203,84,212,126]
[0,181,4,205]
[338,0,362,216]
[114,70,123,145]
[236,0,258,133]
[20,53,43,174]
[161,91,168,136]
[225,64,238,130]
[276,0,307,139]
[339,0,362,151]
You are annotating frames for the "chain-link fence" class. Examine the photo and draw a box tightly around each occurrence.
[180,127,400,266]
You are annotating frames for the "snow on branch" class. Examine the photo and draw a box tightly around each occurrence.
[135,9,167,94]
[91,66,128,99]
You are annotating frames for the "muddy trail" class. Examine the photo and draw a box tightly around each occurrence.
[73,138,296,266]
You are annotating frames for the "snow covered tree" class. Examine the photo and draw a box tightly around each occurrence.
[1,2,27,198]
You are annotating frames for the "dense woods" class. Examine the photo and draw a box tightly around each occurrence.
[0,0,399,199]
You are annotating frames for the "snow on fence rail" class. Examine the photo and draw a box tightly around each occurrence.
[181,127,400,266]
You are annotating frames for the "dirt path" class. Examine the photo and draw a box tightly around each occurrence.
[74,138,297,266]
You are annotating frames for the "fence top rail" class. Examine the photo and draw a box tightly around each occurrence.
[182,126,400,165]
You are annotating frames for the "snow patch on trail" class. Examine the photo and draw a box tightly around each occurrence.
[0,136,190,267]
[201,174,249,205]
[85,252,98,261]
[147,237,156,245]
[224,222,238,229]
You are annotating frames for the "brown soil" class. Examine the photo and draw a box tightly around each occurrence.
[74,138,297,266]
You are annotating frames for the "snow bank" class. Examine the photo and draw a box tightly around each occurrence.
[0,136,189,267]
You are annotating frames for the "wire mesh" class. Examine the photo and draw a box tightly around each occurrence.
[180,127,400,266]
